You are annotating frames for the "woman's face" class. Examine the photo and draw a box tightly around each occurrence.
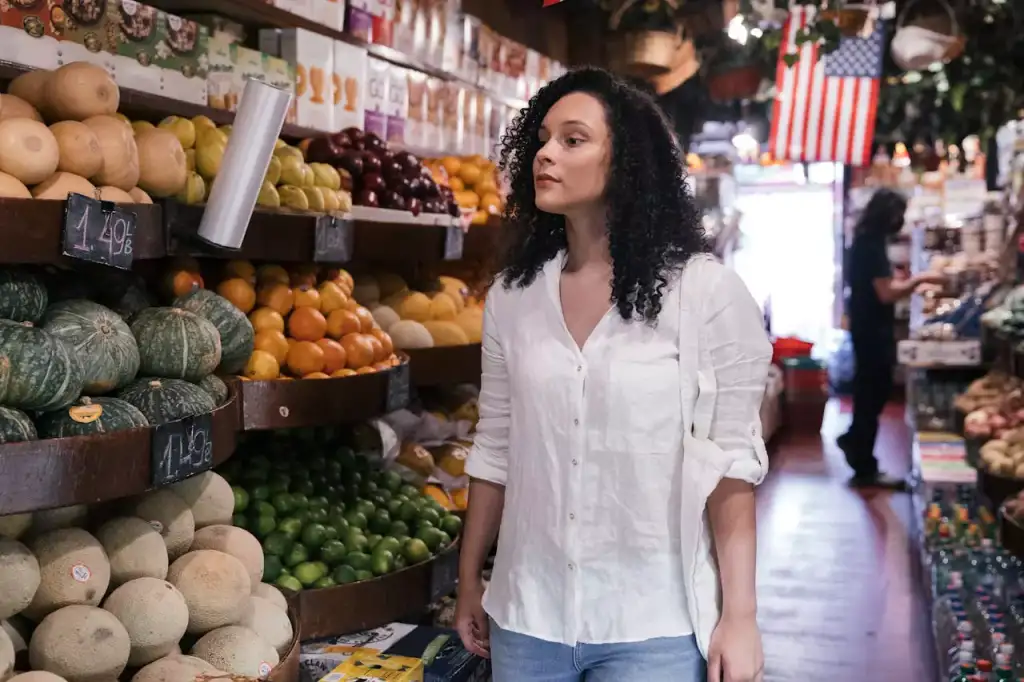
[532,91,612,215]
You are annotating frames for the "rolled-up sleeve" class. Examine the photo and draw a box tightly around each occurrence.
[703,265,772,485]
[465,293,510,486]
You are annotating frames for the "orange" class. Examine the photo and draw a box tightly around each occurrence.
[254,329,289,365]
[316,338,348,374]
[355,366,376,374]
[389,354,401,367]
[293,284,322,310]
[224,259,256,283]
[475,176,498,197]
[217,277,257,313]
[365,334,385,363]
[449,177,465,192]
[353,306,375,333]
[257,264,290,285]
[441,156,461,177]
[326,309,362,339]
[370,328,394,357]
[249,307,285,333]
[330,368,357,378]
[341,333,375,369]
[244,349,280,380]
[458,163,482,186]
[342,298,362,313]
[256,283,294,316]
[327,268,353,295]
[288,307,327,342]
[286,340,325,376]
[290,265,319,287]
[303,371,330,379]
[164,269,203,299]
[318,281,348,314]
[371,360,392,372]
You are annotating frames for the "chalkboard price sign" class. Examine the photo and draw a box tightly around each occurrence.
[385,361,411,413]
[150,412,215,487]
[62,193,137,270]
[314,215,354,263]
[443,222,464,261]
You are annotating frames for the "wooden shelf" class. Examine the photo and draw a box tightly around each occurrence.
[406,344,482,387]
[0,389,239,516]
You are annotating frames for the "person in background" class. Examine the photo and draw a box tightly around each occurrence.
[838,188,945,489]
[454,67,770,682]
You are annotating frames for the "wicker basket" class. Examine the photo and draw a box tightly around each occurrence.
[620,29,683,77]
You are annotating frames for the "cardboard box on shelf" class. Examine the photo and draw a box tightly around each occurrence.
[440,81,463,155]
[505,39,527,101]
[392,0,418,56]
[475,24,495,90]
[270,28,335,132]
[459,14,479,84]
[364,56,389,138]
[439,1,462,76]
[320,649,424,682]
[333,40,367,131]
[385,63,408,145]
[487,95,503,159]
[345,0,372,41]
[472,90,487,157]
[56,0,117,71]
[422,0,446,69]
[459,85,474,156]
[264,53,298,124]
[424,76,443,153]
[228,44,265,112]
[406,69,427,149]
[182,13,245,44]
[372,0,396,47]
[0,0,63,69]
[273,0,315,22]
[206,32,233,109]
[313,0,345,32]
[111,0,163,95]
[156,12,209,104]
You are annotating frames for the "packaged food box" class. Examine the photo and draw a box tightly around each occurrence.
[301,623,417,682]
[156,11,209,104]
[264,53,298,124]
[472,90,488,158]
[111,0,163,94]
[313,0,344,31]
[364,56,389,138]
[319,649,423,682]
[271,28,334,132]
[459,86,474,156]
[273,0,314,21]
[372,0,395,47]
[406,69,427,149]
[386,63,409,145]
[0,0,63,69]
[206,32,233,109]
[383,626,490,682]
[182,13,245,44]
[57,0,117,71]
[505,39,527,101]
[475,24,495,89]
[439,1,462,76]
[228,44,265,112]
[424,76,443,153]
[345,0,373,41]
[333,40,367,131]
[440,82,463,155]
[422,0,446,68]
[392,0,418,56]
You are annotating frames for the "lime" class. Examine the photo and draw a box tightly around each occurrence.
[312,560,329,577]
[293,561,324,586]
[323,525,339,542]
[271,492,294,515]
[291,493,310,510]
[416,527,445,553]
[309,495,329,509]
[254,500,276,517]
[336,447,356,469]
[376,536,402,555]
[313,576,337,589]
[328,511,350,534]
[275,574,303,593]
[263,554,283,582]
[284,544,309,568]
[388,521,410,538]
[437,530,452,548]
[291,509,310,525]
[440,515,463,538]
[262,532,293,557]
[417,507,442,528]
[232,486,250,513]
[344,510,368,530]
[386,499,404,517]
[343,530,369,553]
[400,484,420,498]
[250,485,271,502]
[232,514,248,529]
[268,477,290,495]
[402,538,431,564]
[398,501,419,524]
[307,507,329,525]
[394,534,410,545]
[277,517,304,541]
[371,549,394,576]
[293,479,316,497]
[361,481,379,497]
[320,539,348,565]
[368,509,392,536]
[249,515,277,538]
[365,533,382,550]
[343,551,373,572]
[331,564,358,584]
[301,523,328,549]
[354,569,373,582]
[381,470,403,493]
[355,500,376,518]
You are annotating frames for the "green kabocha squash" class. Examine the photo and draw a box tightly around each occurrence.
[0,267,48,323]
[116,377,216,425]
[0,321,84,411]
[0,354,9,405]
[41,300,140,395]
[35,396,149,438]
[197,374,229,406]
[0,406,36,443]
[129,307,222,383]
[173,289,255,374]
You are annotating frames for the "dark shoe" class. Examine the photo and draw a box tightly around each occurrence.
[850,473,908,491]
[836,433,858,469]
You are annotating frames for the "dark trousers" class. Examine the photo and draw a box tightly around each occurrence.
[843,333,894,477]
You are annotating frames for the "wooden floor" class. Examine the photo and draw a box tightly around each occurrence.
[758,399,937,682]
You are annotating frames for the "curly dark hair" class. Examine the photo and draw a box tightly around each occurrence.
[496,66,709,323]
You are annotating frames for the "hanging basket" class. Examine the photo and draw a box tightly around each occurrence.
[890,0,965,70]
[707,64,762,102]
[620,28,685,76]
[818,4,876,37]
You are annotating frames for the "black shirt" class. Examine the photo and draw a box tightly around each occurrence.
[631,75,704,153]
[846,232,894,339]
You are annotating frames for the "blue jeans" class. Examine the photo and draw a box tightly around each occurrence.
[489,620,707,682]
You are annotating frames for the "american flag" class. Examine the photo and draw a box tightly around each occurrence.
[769,5,886,167]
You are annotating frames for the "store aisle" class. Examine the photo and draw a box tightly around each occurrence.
[757,400,936,682]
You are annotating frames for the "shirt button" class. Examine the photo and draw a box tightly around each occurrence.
[573,418,579,426]
[568,563,574,570]
[569,513,575,520]
[751,426,757,436]
[572,459,578,466]
[576,365,582,372]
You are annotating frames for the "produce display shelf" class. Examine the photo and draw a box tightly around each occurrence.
[293,539,460,640]
[0,388,240,516]
[406,344,483,387]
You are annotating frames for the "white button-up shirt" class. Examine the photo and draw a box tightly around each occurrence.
[466,254,771,653]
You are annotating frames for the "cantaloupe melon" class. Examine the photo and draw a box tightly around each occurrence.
[0,118,60,184]
[190,625,279,678]
[2,618,29,660]
[29,505,88,535]
[0,538,41,620]
[369,305,400,331]
[389,320,434,349]
[97,186,134,203]
[129,187,153,204]
[238,596,292,655]
[0,513,32,539]
[95,517,169,585]
[134,128,187,198]
[351,275,380,306]
[127,490,195,561]
[49,121,103,178]
[250,583,287,612]
[32,172,97,201]
[393,291,432,322]
[422,320,469,347]
[45,62,119,122]
[429,293,458,321]
[0,171,31,198]
[9,672,68,682]
[453,307,483,344]
[0,626,13,681]
[103,578,189,666]
[29,605,130,682]
[169,472,233,530]
[376,272,408,299]
[83,115,139,191]
[0,95,42,122]
[188,525,262,586]
[167,550,250,634]
[131,654,222,682]
[23,528,110,621]
[8,71,52,116]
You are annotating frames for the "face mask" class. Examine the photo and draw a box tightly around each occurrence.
[890,25,959,71]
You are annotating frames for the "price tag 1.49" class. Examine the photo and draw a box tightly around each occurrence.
[62,193,137,270]
[385,362,411,413]
[443,223,465,261]
[313,215,354,263]
[150,412,215,488]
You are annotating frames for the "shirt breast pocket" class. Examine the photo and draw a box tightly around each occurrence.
[602,360,681,455]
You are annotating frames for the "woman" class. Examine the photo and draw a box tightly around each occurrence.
[838,188,943,489]
[454,68,770,682]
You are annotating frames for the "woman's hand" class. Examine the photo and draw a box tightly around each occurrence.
[455,580,491,658]
[706,613,764,682]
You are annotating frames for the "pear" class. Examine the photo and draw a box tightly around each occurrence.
[264,155,282,185]
[131,120,155,137]
[219,124,233,136]
[274,145,304,163]
[300,164,316,188]
[278,156,305,187]
[302,186,326,212]
[159,115,197,149]
[257,180,281,208]
[192,114,217,132]
[337,190,353,212]
[176,171,206,205]
[321,186,340,212]
[196,126,228,148]
[195,140,226,180]
[311,163,341,190]
[274,138,288,150]
[185,148,196,172]
[278,185,309,211]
